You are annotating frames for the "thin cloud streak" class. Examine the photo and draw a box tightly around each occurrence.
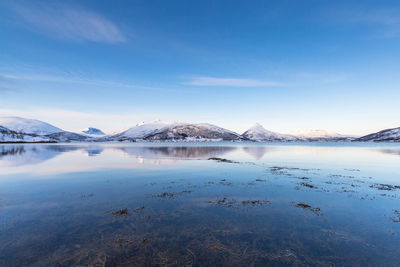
[326,7,400,38]
[1,72,185,93]
[184,76,284,87]
[0,74,18,93]
[12,3,125,43]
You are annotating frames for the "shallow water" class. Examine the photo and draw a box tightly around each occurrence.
[1,142,400,266]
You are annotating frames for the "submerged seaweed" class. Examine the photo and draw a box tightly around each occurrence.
[112,208,129,216]
[391,210,400,223]
[370,183,400,191]
[208,157,239,163]
[152,190,192,198]
[298,182,317,189]
[207,197,270,208]
[294,202,323,216]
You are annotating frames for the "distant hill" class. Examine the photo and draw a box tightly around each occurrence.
[356,127,400,142]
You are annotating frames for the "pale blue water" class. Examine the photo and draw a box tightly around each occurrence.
[1,143,400,266]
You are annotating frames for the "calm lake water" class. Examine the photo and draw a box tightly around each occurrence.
[1,142,400,266]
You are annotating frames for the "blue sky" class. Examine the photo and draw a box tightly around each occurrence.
[1,0,400,135]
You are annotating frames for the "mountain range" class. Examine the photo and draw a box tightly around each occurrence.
[0,116,398,143]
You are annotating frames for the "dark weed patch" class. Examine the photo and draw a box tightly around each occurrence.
[207,197,269,208]
[390,210,400,223]
[208,157,239,163]
[370,183,400,191]
[299,182,317,189]
[113,208,129,216]
[152,190,192,199]
[294,202,323,216]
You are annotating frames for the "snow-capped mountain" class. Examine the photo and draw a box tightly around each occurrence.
[145,123,245,141]
[292,129,354,141]
[242,123,299,141]
[0,116,92,143]
[0,116,63,135]
[82,127,105,136]
[109,121,246,141]
[356,127,400,142]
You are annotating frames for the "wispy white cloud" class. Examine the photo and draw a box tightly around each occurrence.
[12,2,125,43]
[183,76,284,87]
[1,72,185,93]
[327,7,400,38]
[0,74,19,93]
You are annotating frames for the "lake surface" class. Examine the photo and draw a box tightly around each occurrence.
[1,142,400,266]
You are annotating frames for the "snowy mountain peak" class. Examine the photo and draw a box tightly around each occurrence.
[115,121,174,139]
[246,123,276,135]
[243,123,298,141]
[0,116,63,135]
[135,120,165,127]
[250,123,265,130]
[82,127,105,136]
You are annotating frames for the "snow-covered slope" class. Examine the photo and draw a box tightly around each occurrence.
[0,126,53,143]
[82,127,105,136]
[243,123,298,141]
[109,121,246,141]
[356,127,400,142]
[0,116,63,135]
